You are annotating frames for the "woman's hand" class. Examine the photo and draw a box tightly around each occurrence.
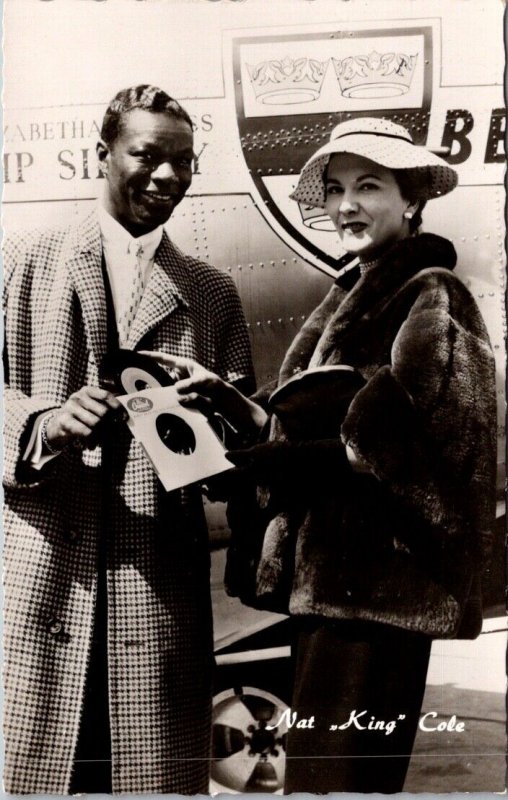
[226,439,352,489]
[139,351,267,435]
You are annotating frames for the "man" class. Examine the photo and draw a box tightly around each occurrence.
[3,85,254,794]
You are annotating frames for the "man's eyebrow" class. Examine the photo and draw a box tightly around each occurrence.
[131,141,195,156]
[173,147,195,159]
[130,141,156,150]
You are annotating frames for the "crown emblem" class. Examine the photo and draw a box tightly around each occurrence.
[246,56,329,105]
[332,51,417,98]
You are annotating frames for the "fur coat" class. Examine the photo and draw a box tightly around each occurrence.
[226,234,496,639]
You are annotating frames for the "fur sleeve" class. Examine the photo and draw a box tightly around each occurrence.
[341,268,496,553]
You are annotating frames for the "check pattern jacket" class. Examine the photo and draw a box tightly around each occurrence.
[3,209,254,794]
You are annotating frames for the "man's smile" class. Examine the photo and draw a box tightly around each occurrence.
[140,189,178,203]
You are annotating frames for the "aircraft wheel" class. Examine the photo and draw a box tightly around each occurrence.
[210,686,289,794]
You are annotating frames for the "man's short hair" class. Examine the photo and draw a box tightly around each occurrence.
[101,84,194,146]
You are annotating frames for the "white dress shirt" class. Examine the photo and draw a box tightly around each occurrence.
[98,204,163,333]
[25,205,163,468]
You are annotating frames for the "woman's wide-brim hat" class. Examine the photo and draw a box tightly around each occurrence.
[290,117,458,209]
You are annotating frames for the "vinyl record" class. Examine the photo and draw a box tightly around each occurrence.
[99,350,174,395]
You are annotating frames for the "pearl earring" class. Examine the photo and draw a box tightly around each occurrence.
[403,211,413,219]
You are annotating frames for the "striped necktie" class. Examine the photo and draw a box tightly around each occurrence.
[118,243,144,347]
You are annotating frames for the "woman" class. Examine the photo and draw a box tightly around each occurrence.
[145,117,496,793]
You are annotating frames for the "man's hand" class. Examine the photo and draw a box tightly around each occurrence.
[45,386,121,450]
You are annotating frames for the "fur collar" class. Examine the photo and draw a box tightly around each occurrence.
[312,233,456,368]
[279,233,456,384]
[336,232,456,291]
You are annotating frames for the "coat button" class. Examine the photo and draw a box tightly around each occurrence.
[47,617,63,636]
[67,528,79,543]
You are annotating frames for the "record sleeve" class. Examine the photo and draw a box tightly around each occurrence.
[117,386,234,492]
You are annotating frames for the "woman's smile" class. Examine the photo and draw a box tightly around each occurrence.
[341,221,368,234]
[325,152,417,260]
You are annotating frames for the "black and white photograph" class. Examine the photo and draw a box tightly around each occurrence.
[2,0,506,795]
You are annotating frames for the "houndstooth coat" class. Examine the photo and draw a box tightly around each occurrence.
[3,209,254,795]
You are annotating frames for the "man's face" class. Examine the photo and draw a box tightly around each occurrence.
[97,108,194,236]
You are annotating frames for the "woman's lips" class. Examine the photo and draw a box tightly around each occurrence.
[342,222,368,234]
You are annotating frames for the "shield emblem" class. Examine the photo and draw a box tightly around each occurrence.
[231,21,436,275]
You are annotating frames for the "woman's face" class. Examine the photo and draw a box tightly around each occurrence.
[324,153,418,260]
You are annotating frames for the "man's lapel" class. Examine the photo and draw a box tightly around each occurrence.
[128,232,190,347]
[66,209,109,365]
[65,216,192,355]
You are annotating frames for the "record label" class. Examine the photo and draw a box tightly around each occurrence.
[99,350,174,395]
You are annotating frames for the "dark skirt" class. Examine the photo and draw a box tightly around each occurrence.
[285,618,431,794]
